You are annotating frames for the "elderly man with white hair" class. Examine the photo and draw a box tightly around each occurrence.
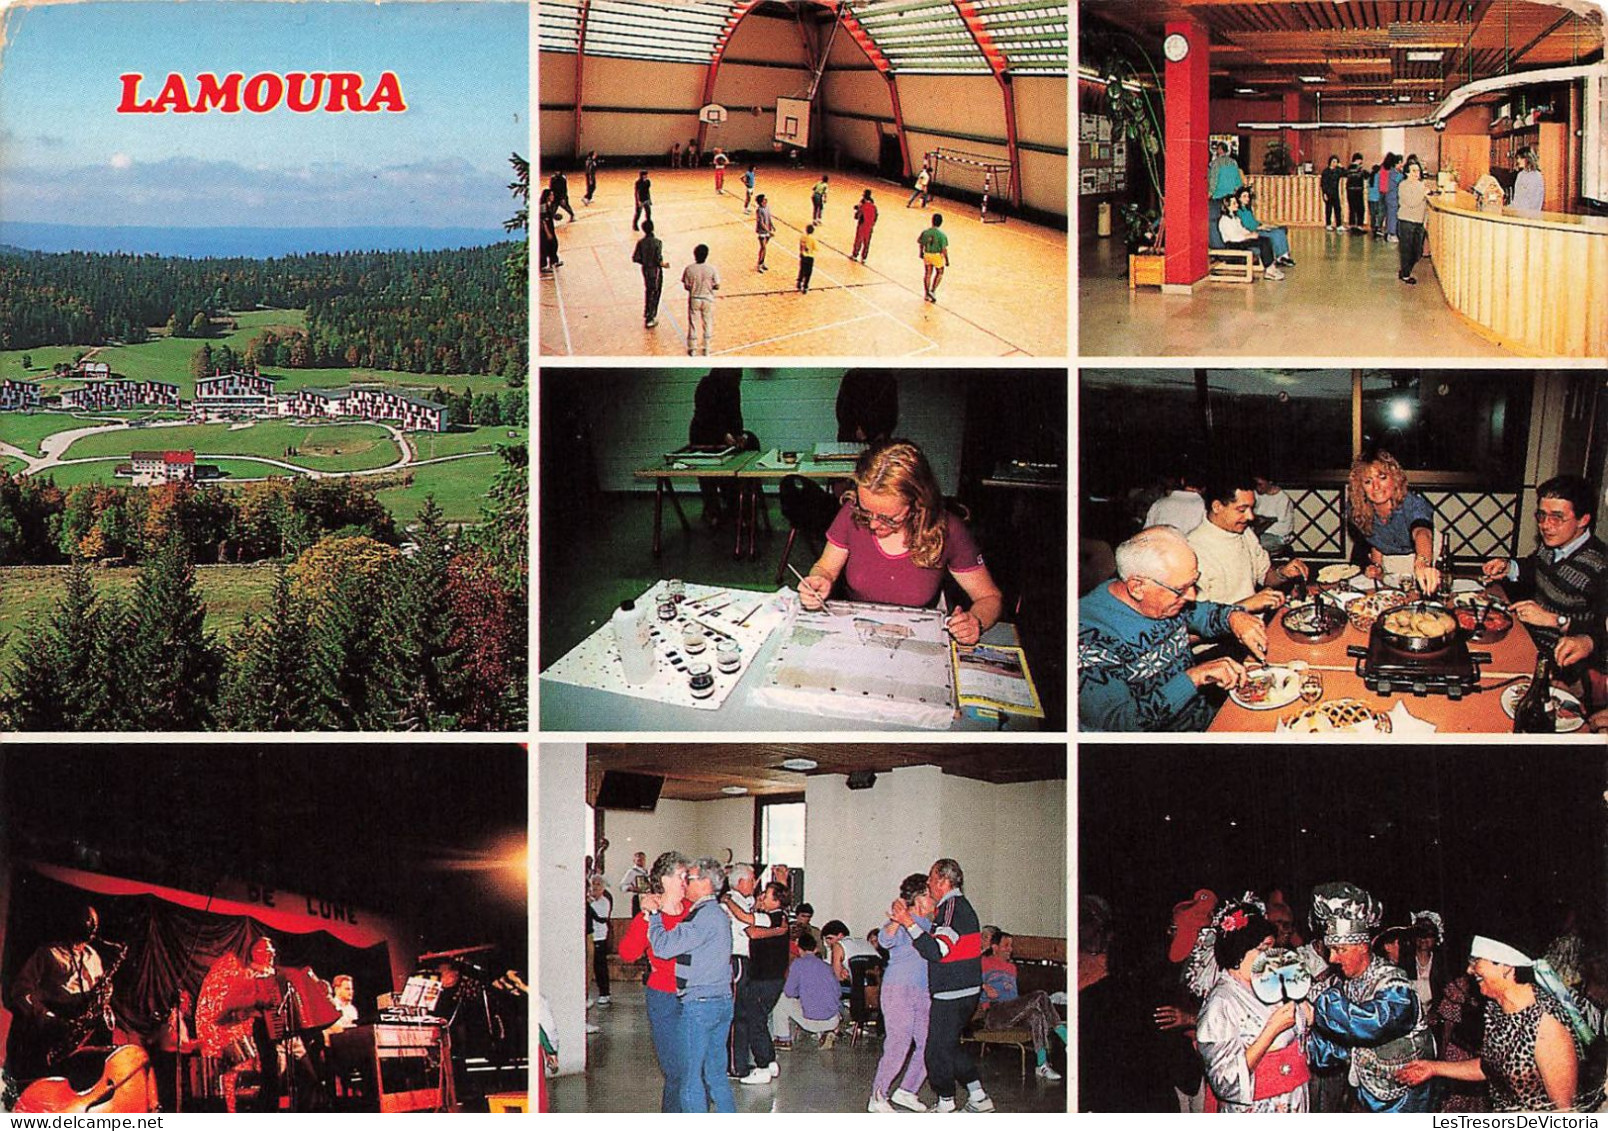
[721,863,757,1077]
[1078,526,1269,731]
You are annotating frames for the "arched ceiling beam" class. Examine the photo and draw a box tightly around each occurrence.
[949,0,1022,208]
[699,1,908,176]
[573,0,592,159]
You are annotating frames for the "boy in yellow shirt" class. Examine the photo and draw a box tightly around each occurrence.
[797,224,819,294]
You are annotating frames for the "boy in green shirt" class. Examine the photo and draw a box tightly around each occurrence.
[918,213,950,302]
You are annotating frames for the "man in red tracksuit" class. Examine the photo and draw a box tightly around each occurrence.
[891,858,996,1113]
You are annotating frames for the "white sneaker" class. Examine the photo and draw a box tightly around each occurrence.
[1264,266,1286,280]
[964,1093,996,1113]
[585,1022,601,1034]
[868,1094,897,1113]
[1036,1063,1062,1082]
[740,1068,775,1086]
[768,1062,780,1079]
[931,1097,958,1113]
[891,1089,928,1112]
[596,995,611,1005]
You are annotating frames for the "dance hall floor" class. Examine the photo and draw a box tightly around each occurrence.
[539,165,1068,358]
[1079,225,1513,359]
[548,990,1068,1114]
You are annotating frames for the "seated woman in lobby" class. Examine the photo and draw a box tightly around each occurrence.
[1216,195,1284,281]
[796,439,1003,645]
[1345,449,1442,594]
[1233,187,1294,268]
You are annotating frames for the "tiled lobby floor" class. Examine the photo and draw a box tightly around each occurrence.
[1079,226,1512,359]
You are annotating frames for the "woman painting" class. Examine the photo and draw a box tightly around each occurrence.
[796,439,1003,644]
[616,851,692,1111]
[1346,450,1442,593]
[1195,900,1310,1113]
[1397,931,1583,1111]
[868,873,935,1113]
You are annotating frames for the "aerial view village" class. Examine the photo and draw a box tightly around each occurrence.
[0,1,530,732]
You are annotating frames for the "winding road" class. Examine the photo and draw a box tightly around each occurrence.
[0,417,486,481]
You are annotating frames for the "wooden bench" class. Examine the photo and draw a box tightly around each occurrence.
[1208,247,1264,284]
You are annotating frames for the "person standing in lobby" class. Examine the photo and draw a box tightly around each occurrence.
[1396,159,1431,285]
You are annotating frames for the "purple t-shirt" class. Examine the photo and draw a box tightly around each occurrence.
[783,953,842,1022]
[824,503,984,607]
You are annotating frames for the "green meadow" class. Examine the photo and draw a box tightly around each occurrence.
[376,454,503,524]
[0,412,106,456]
[1,308,511,399]
[411,425,528,460]
[61,421,399,472]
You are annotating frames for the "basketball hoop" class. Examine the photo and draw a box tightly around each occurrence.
[699,104,728,125]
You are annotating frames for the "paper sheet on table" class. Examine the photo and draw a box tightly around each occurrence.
[541,582,788,710]
[752,597,956,729]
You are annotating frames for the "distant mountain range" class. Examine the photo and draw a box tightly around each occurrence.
[0,222,510,259]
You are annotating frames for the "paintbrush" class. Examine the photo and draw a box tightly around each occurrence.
[786,562,834,615]
[689,617,735,641]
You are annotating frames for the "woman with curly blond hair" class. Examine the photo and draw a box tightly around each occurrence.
[1346,450,1442,593]
[796,439,1003,643]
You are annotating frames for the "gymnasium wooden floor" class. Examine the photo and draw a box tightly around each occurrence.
[539,164,1068,357]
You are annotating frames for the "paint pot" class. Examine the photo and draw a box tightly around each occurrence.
[657,599,677,622]
[716,639,741,674]
[682,624,706,654]
[668,578,686,604]
[687,663,715,700]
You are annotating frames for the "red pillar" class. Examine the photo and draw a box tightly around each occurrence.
[1163,18,1211,286]
[1282,92,1303,170]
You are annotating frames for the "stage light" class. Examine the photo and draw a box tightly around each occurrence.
[1389,397,1414,425]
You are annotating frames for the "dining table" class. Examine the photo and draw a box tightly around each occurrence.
[1207,578,1591,735]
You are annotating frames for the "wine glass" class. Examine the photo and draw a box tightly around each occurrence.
[1300,671,1324,705]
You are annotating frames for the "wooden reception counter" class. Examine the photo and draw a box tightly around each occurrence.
[1426,191,1608,358]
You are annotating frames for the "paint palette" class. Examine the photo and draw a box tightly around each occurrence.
[541,581,789,710]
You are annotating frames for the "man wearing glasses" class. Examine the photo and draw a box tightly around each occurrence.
[1481,474,1608,672]
[1078,525,1269,731]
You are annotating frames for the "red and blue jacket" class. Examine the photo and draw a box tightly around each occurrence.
[910,889,982,1001]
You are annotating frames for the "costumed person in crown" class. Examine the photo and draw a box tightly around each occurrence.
[1305,882,1437,1112]
[1193,896,1312,1112]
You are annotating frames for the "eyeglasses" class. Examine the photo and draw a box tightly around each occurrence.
[1534,510,1575,526]
[852,502,911,531]
[1142,575,1200,599]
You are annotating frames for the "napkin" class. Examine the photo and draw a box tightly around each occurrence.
[1385,700,1437,735]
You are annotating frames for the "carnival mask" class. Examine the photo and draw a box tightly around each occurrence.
[1251,946,1312,1004]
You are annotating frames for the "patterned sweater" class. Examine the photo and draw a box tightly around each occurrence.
[1514,534,1608,652]
[1078,582,1238,732]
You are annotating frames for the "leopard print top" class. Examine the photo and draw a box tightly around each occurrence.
[1480,992,1576,1111]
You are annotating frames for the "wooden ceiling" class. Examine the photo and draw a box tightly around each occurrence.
[587,743,1067,802]
[1080,0,1604,104]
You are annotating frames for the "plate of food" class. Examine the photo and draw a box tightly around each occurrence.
[1316,563,1361,585]
[1346,590,1411,632]
[1453,604,1513,643]
[1280,698,1393,734]
[1499,683,1586,733]
[1230,666,1303,710]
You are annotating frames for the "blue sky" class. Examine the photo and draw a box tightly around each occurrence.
[0,1,529,229]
